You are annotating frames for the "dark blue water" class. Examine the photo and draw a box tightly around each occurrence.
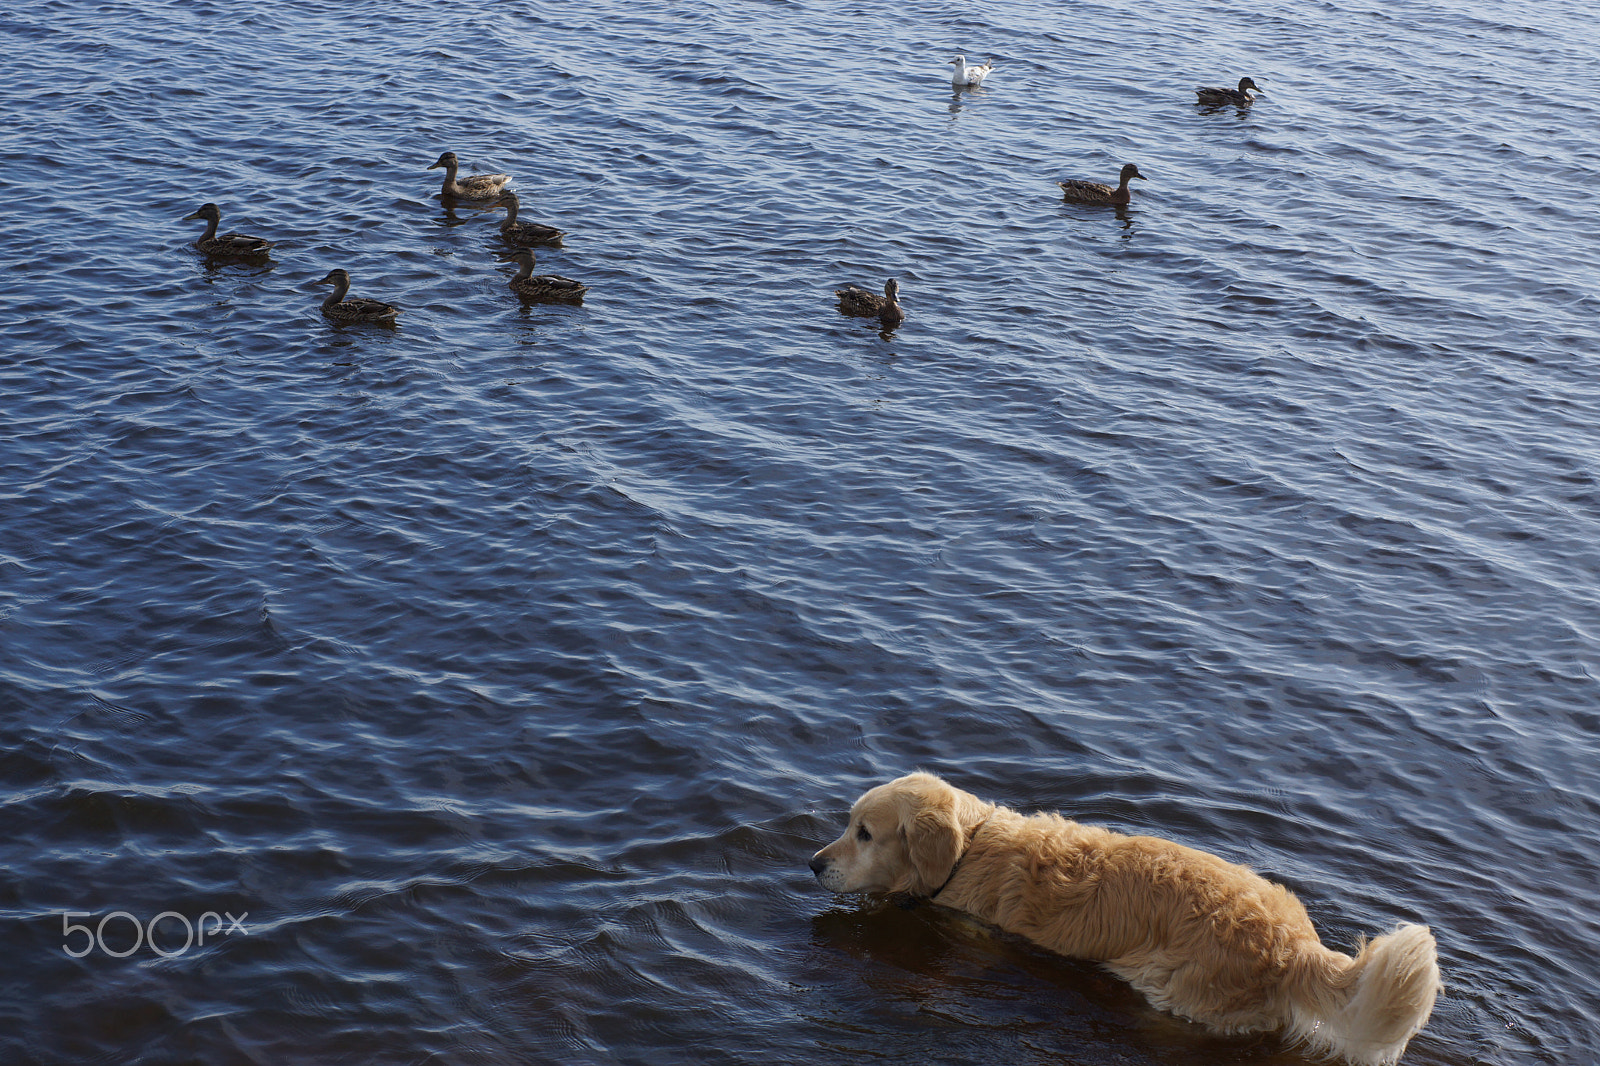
[3,0,1598,1062]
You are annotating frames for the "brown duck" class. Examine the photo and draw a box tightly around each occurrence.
[428,151,511,200]
[496,249,587,302]
[182,203,274,257]
[836,278,904,328]
[493,191,566,247]
[1057,163,1147,205]
[1196,77,1262,106]
[315,269,401,324]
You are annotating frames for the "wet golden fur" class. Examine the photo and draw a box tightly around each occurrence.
[810,772,1440,1066]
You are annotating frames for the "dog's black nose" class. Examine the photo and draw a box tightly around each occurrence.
[808,856,826,876]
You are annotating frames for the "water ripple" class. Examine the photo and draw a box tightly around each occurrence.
[4,0,1600,1063]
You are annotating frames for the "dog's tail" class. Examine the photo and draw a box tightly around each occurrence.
[1290,923,1441,1066]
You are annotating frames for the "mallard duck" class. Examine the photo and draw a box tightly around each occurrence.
[1195,77,1262,106]
[493,191,566,247]
[315,268,401,324]
[835,278,904,328]
[1057,163,1147,205]
[427,151,511,200]
[496,249,587,302]
[950,55,994,87]
[182,202,274,257]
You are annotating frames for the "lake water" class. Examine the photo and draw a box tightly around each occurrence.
[3,0,1598,1063]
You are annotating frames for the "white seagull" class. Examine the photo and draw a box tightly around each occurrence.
[949,55,994,87]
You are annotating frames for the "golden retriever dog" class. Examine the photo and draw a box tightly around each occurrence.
[810,772,1440,1066]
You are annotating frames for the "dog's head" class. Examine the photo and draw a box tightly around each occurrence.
[808,772,993,896]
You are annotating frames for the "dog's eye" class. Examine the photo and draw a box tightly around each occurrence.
[856,824,872,842]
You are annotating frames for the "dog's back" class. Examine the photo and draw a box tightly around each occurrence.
[944,811,1330,1022]
[938,805,1439,1065]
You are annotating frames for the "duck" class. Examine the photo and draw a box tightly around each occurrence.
[835,278,904,328]
[492,191,566,247]
[496,249,587,302]
[181,202,274,257]
[1195,76,1262,106]
[950,55,994,87]
[427,151,511,200]
[1057,163,1147,206]
[314,269,402,324]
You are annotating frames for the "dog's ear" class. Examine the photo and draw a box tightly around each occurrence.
[898,780,963,895]
[905,807,962,894]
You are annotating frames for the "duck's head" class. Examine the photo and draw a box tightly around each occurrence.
[314,269,350,287]
[496,249,535,266]
[1121,163,1147,183]
[884,278,900,300]
[1238,77,1261,94]
[428,151,459,171]
[183,203,221,222]
[495,191,521,208]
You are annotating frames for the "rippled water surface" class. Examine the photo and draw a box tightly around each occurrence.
[4,0,1599,1062]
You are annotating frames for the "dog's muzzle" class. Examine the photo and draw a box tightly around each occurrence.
[809,854,846,891]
